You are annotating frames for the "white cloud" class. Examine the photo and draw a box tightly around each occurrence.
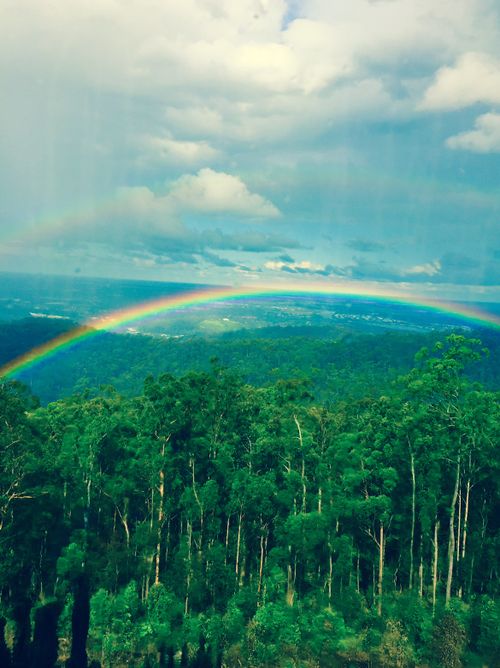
[164,106,225,137]
[420,52,500,111]
[446,112,500,153]
[138,135,220,165]
[404,260,441,277]
[3,0,499,113]
[302,0,500,66]
[106,168,280,225]
[264,258,333,275]
[167,168,281,218]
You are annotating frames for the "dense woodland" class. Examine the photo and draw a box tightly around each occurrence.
[1,319,499,404]
[0,333,499,667]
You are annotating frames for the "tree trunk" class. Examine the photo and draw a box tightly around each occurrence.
[121,502,130,550]
[155,454,165,585]
[328,550,333,604]
[446,457,460,606]
[293,415,307,513]
[235,510,243,580]
[190,457,204,560]
[462,477,471,560]
[286,545,295,606]
[432,519,440,615]
[409,448,416,590]
[224,515,230,566]
[185,518,192,615]
[258,525,267,596]
[377,522,384,616]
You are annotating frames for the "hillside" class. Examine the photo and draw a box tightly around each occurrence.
[2,317,500,404]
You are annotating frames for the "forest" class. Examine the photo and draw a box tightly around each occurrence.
[1,319,500,405]
[0,333,499,667]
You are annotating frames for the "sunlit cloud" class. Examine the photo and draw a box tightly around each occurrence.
[419,52,500,111]
[446,113,500,153]
[137,135,221,166]
[166,168,281,218]
[0,0,499,294]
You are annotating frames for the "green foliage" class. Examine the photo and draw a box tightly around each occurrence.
[89,582,142,663]
[0,333,498,666]
[6,318,499,405]
[57,543,86,581]
[376,619,415,667]
[299,605,347,659]
[475,596,500,665]
[430,613,466,668]
[246,602,301,666]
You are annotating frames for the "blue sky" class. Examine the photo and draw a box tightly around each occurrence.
[0,0,499,301]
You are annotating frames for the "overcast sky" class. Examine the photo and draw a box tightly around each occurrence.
[1,0,499,300]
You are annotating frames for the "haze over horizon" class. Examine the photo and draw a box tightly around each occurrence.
[1,0,499,302]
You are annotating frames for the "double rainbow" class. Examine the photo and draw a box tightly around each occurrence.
[1,284,499,379]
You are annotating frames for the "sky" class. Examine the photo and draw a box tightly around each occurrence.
[0,0,499,301]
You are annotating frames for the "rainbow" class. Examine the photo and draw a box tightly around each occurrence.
[1,284,499,379]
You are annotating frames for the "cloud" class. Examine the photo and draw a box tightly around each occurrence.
[113,225,302,267]
[420,52,500,111]
[338,253,500,286]
[345,257,405,282]
[278,253,296,263]
[321,256,442,283]
[434,253,500,285]
[408,48,500,158]
[446,113,500,153]
[4,0,499,148]
[36,173,295,263]
[167,168,281,218]
[110,168,280,223]
[200,251,237,267]
[264,258,337,276]
[138,135,221,165]
[404,260,441,277]
[1,0,500,291]
[211,230,301,252]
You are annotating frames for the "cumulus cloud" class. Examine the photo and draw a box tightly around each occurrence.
[264,258,337,276]
[420,52,500,111]
[3,0,499,144]
[420,52,500,153]
[34,170,293,268]
[138,135,221,165]
[446,113,500,153]
[109,168,280,223]
[1,0,500,289]
[167,168,281,218]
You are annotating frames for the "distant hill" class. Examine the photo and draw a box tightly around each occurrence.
[1,317,499,404]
